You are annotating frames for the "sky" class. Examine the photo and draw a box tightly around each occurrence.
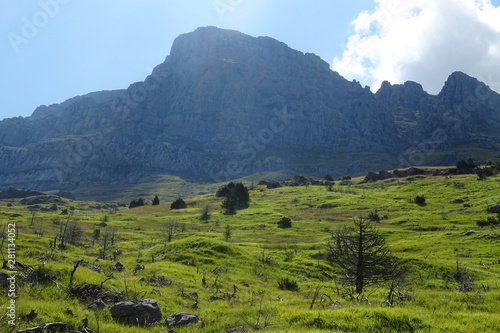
[1,0,500,121]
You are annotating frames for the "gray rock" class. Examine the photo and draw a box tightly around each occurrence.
[165,312,200,328]
[0,271,10,286]
[110,298,162,326]
[226,326,252,333]
[488,203,500,214]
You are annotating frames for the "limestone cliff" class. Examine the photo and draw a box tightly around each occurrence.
[1,27,499,190]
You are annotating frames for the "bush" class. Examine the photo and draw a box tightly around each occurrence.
[278,277,299,291]
[129,198,145,209]
[456,158,478,170]
[277,217,292,229]
[414,195,426,206]
[367,209,381,222]
[171,198,187,210]
[324,174,334,181]
[476,214,500,227]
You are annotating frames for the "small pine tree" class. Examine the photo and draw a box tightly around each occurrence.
[224,224,232,242]
[152,195,160,205]
[327,218,406,294]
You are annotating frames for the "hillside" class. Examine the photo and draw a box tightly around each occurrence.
[1,27,500,191]
[1,171,499,332]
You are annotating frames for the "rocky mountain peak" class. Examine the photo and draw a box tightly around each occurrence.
[439,71,485,99]
[1,27,499,192]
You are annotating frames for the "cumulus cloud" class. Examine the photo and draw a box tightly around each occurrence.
[333,0,500,94]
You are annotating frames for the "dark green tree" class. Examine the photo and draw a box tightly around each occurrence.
[217,182,250,214]
[326,218,405,294]
[221,196,237,214]
[129,198,145,209]
[277,217,292,229]
[171,198,187,210]
[152,195,160,205]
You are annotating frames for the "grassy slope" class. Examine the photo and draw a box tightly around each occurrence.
[1,172,500,332]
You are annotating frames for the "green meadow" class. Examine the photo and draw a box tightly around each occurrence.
[1,170,500,332]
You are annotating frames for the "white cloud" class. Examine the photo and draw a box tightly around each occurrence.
[333,0,500,94]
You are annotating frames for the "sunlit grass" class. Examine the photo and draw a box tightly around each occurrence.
[1,171,500,331]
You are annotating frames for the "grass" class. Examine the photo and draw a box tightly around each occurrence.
[1,170,500,332]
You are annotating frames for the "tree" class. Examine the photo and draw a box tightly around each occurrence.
[324,174,334,182]
[170,198,187,210]
[326,218,405,294]
[217,182,250,214]
[221,196,237,214]
[200,204,210,220]
[277,217,292,229]
[129,198,145,209]
[165,220,179,242]
[152,195,160,205]
[224,224,232,242]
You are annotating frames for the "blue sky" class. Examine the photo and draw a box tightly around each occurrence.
[2,0,500,120]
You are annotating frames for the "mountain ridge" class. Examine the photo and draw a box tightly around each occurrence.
[1,26,499,191]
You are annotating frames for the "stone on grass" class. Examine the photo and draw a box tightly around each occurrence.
[165,312,201,328]
[110,298,162,326]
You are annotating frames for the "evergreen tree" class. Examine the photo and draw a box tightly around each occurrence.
[152,195,160,205]
[129,198,145,209]
[171,198,187,210]
[217,182,250,214]
[326,218,405,294]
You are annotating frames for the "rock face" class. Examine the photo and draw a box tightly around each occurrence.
[110,299,162,326]
[1,26,500,191]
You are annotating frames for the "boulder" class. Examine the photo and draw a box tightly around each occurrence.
[17,322,73,333]
[0,271,10,286]
[111,261,124,271]
[226,326,252,333]
[488,203,500,214]
[165,312,200,328]
[110,299,162,326]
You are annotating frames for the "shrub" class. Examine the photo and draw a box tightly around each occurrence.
[367,209,381,222]
[456,158,477,170]
[414,195,426,206]
[170,198,187,210]
[476,215,500,227]
[324,174,334,181]
[278,277,299,291]
[277,217,292,229]
[129,198,145,209]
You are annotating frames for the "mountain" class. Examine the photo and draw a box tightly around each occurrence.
[1,26,500,191]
